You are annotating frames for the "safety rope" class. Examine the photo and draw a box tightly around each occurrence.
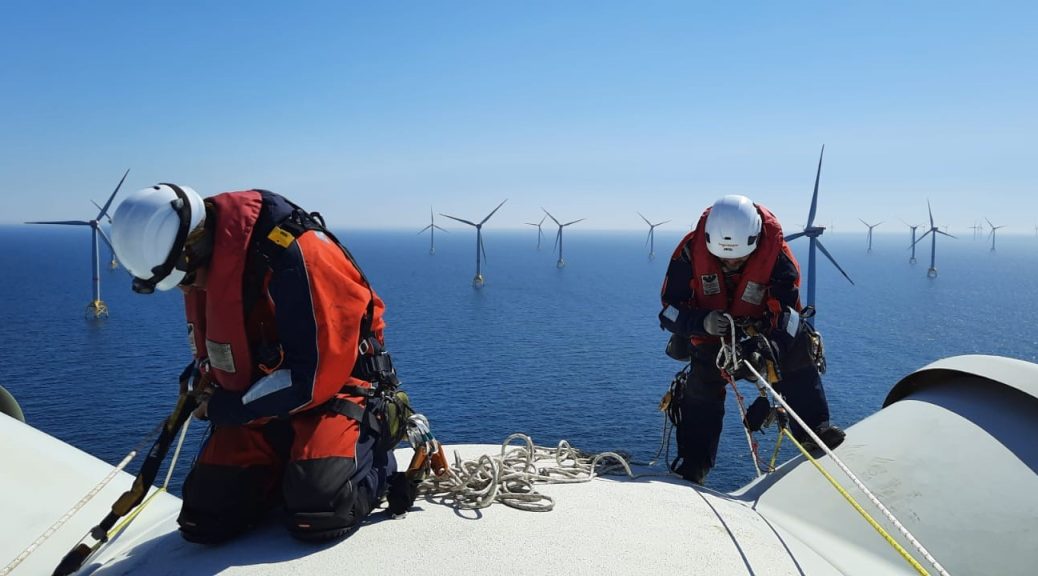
[718,313,950,576]
[782,427,933,576]
[0,416,194,576]
[416,433,634,512]
[0,418,167,576]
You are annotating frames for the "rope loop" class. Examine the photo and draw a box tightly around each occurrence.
[417,434,634,512]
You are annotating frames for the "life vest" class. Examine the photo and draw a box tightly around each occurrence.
[674,203,799,344]
[184,191,269,393]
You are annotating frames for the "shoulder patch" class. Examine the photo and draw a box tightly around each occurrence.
[741,281,766,305]
[701,274,721,296]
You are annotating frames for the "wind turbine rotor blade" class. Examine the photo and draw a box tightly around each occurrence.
[656,220,670,226]
[638,212,651,226]
[91,200,114,223]
[985,217,995,229]
[645,230,652,246]
[434,225,448,232]
[96,227,116,252]
[937,230,956,239]
[784,231,807,242]
[858,218,869,227]
[815,240,854,285]
[417,225,433,235]
[542,208,561,226]
[807,145,824,226]
[553,229,561,254]
[563,218,584,227]
[440,213,477,227]
[479,234,487,264]
[97,168,130,220]
[913,229,934,246]
[479,199,508,225]
[539,215,547,226]
[26,220,91,226]
[927,200,935,228]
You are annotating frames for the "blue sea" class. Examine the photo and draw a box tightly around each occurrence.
[2,225,1036,494]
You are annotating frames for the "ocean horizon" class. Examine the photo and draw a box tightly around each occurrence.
[2,225,1036,494]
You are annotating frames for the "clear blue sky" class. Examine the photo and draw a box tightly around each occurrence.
[3,1,1035,233]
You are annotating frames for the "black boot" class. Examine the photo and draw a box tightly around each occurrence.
[800,425,845,453]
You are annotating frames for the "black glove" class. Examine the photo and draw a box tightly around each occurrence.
[744,396,772,432]
[702,310,730,336]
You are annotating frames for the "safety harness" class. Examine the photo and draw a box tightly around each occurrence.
[248,203,410,445]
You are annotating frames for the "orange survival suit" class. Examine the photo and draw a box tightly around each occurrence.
[178,190,396,543]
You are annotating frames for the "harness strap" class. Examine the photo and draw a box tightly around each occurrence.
[324,397,366,422]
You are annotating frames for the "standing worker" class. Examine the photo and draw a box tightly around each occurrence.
[111,184,406,543]
[658,195,844,485]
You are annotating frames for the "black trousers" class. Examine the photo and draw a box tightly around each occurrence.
[673,341,831,482]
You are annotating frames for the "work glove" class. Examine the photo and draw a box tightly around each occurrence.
[702,310,730,336]
[743,396,772,432]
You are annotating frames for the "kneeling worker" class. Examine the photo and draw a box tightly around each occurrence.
[112,184,402,543]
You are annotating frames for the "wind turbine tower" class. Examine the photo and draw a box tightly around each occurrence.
[783,146,854,312]
[525,216,547,250]
[90,199,119,269]
[441,199,507,288]
[638,212,670,260]
[970,221,982,240]
[859,219,882,252]
[543,208,585,268]
[986,218,1005,252]
[26,169,129,318]
[912,200,956,278]
[901,220,921,264]
[417,207,448,255]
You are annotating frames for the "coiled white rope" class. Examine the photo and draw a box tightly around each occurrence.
[416,433,634,512]
[720,313,950,576]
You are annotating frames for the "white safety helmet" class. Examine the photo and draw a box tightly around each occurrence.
[704,195,762,259]
[111,183,205,293]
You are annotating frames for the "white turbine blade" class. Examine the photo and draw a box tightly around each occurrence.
[97,168,130,220]
[26,220,91,226]
[937,230,956,239]
[542,207,561,226]
[479,199,508,225]
[654,220,670,227]
[645,230,652,246]
[815,240,854,285]
[807,145,824,226]
[638,212,651,226]
[417,225,433,235]
[926,200,935,228]
[434,225,448,232]
[440,213,477,227]
[96,227,116,252]
[913,229,934,247]
[562,218,584,227]
[784,231,807,242]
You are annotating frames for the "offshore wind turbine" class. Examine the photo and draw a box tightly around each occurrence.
[912,200,956,278]
[638,212,670,260]
[441,199,507,288]
[970,221,982,240]
[25,169,129,318]
[525,216,547,250]
[985,218,1005,252]
[91,199,119,269]
[417,207,448,255]
[543,208,585,268]
[783,146,854,312]
[901,219,921,264]
[859,219,882,252]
